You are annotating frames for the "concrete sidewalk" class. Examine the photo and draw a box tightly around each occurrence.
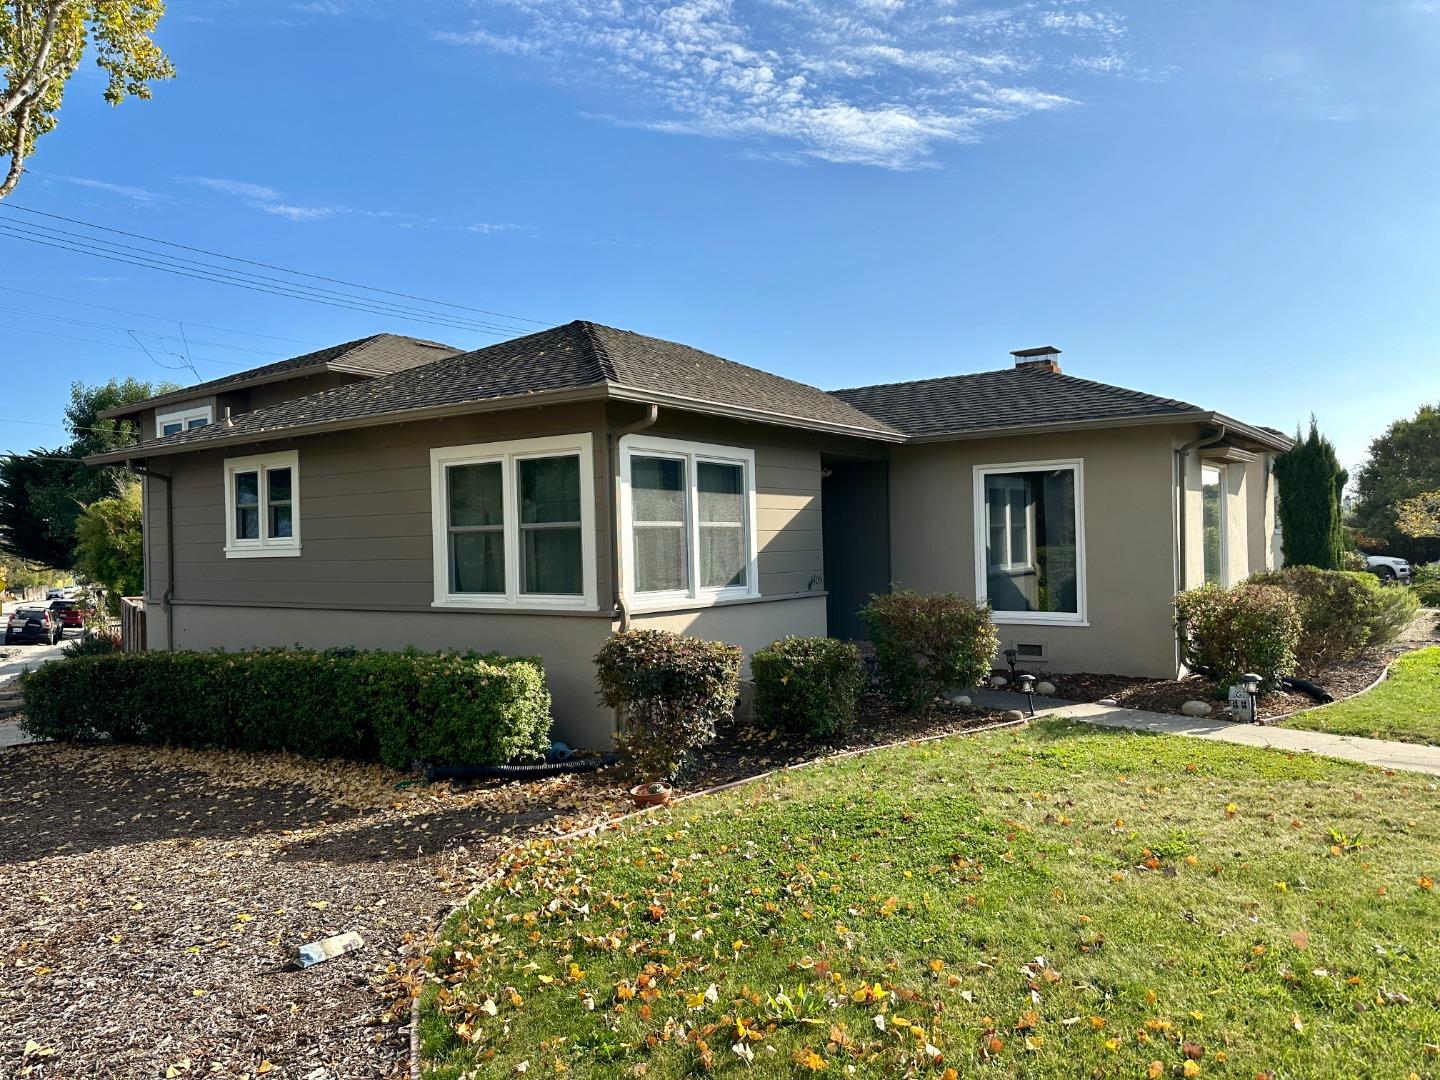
[1049,701,1440,777]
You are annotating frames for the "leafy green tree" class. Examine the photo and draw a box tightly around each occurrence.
[2,0,174,199]
[0,377,172,568]
[74,475,141,609]
[1273,419,1347,570]
[1353,404,1440,563]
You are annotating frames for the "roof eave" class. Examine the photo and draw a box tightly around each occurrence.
[605,384,905,442]
[903,410,1293,451]
[85,384,613,464]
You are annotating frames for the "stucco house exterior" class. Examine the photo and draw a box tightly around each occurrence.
[91,322,1291,746]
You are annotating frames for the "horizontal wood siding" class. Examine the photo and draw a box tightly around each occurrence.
[146,403,610,609]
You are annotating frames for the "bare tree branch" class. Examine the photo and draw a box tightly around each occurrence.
[0,0,66,120]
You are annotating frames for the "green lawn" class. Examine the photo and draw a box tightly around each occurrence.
[1285,647,1440,746]
[421,721,1440,1079]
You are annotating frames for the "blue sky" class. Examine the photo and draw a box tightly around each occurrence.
[3,0,1439,473]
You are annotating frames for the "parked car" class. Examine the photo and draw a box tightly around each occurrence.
[5,607,62,645]
[47,599,86,630]
[1367,555,1412,583]
[45,588,64,600]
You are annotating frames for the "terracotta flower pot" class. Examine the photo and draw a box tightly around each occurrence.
[629,782,674,808]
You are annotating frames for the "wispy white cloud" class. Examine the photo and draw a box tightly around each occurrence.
[48,174,169,204]
[437,0,1135,167]
[189,176,285,202]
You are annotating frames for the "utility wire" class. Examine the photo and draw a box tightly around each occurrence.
[0,202,550,327]
[0,302,288,355]
[0,321,247,367]
[0,284,325,348]
[0,218,526,336]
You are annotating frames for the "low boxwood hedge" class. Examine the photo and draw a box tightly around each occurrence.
[752,636,865,739]
[19,646,552,768]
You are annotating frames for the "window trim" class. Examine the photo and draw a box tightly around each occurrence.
[223,450,301,558]
[429,433,598,611]
[972,458,1087,627]
[156,404,213,438]
[1201,462,1228,587]
[619,435,759,612]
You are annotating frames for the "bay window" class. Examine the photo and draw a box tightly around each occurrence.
[973,459,1086,624]
[224,450,300,557]
[620,436,757,607]
[431,434,597,609]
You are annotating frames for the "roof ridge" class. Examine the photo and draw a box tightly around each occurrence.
[575,320,621,383]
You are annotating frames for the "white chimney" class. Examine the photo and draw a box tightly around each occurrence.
[1011,345,1061,374]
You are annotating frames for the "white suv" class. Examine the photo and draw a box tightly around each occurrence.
[1367,555,1412,583]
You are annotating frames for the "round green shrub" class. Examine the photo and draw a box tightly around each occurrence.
[859,590,999,713]
[1250,566,1419,671]
[751,636,865,740]
[1412,563,1440,607]
[594,629,741,781]
[1174,582,1301,691]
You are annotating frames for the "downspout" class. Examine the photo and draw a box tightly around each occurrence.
[610,404,659,631]
[1174,424,1227,674]
[126,461,174,651]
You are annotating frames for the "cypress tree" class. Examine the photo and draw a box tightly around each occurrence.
[1273,418,1348,569]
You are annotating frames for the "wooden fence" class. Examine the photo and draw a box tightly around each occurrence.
[119,597,146,653]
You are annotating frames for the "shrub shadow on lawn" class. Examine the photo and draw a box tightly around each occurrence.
[0,746,362,864]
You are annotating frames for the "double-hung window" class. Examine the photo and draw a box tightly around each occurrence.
[1202,464,1226,585]
[973,459,1085,625]
[620,435,758,608]
[156,405,213,438]
[431,434,597,609]
[224,450,300,557]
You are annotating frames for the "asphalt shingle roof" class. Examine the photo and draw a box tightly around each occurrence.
[103,334,460,417]
[830,367,1202,438]
[113,321,901,453]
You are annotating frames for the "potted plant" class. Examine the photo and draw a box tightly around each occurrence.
[629,780,674,808]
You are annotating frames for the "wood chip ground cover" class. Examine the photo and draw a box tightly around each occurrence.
[0,743,627,1078]
[422,720,1440,1079]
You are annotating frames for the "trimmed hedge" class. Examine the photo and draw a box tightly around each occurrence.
[19,647,552,769]
[860,590,999,713]
[1250,566,1418,670]
[751,636,865,739]
[1413,563,1440,607]
[594,629,741,781]
[1174,582,1301,691]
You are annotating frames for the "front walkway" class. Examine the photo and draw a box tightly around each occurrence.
[1050,701,1440,777]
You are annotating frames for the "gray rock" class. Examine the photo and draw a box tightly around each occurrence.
[990,675,1009,688]
[1003,709,1026,721]
[943,689,972,706]
[1097,697,1119,707]
[1181,700,1214,718]
[1035,681,1057,696]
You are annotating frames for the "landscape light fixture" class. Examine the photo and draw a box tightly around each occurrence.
[1004,648,1019,679]
[1017,673,1037,717]
[1240,672,1262,722]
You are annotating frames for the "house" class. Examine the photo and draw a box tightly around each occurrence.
[90,322,1291,745]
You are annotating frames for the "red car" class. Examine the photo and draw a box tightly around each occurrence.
[47,599,87,630]
[5,607,62,645]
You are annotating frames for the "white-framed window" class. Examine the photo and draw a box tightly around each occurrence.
[430,433,597,610]
[223,450,300,558]
[619,435,758,610]
[156,405,213,438]
[1202,463,1226,585]
[973,459,1086,626]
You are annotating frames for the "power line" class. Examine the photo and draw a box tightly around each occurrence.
[0,321,247,367]
[0,202,551,327]
[0,218,528,336]
[0,302,287,355]
[0,284,326,349]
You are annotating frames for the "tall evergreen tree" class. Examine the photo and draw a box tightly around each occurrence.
[1273,418,1348,570]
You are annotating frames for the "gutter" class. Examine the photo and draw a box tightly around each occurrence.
[124,461,174,651]
[609,404,659,630]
